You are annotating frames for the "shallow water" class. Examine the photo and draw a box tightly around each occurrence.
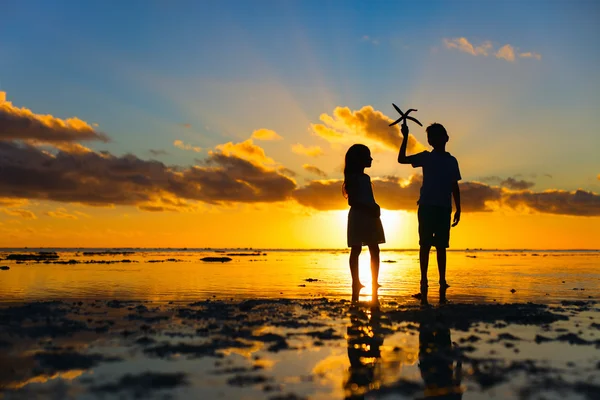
[1,250,599,399]
[0,249,598,304]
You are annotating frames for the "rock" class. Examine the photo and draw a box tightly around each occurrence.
[201,257,232,263]
[510,289,516,293]
[0,266,9,270]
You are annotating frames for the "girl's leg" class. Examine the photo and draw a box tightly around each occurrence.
[436,246,448,287]
[368,244,380,288]
[350,245,363,288]
[419,245,431,287]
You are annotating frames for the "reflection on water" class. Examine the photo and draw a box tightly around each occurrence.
[418,317,463,399]
[344,303,384,399]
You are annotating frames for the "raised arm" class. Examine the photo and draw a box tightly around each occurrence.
[397,123,412,164]
[451,181,461,227]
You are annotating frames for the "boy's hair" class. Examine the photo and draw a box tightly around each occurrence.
[426,123,448,142]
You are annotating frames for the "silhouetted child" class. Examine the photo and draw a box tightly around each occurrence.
[343,144,385,294]
[397,123,461,297]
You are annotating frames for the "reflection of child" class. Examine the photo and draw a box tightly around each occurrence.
[418,322,463,399]
[343,144,385,292]
[344,306,384,398]
[398,123,461,293]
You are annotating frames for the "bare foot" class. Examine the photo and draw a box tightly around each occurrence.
[352,282,366,290]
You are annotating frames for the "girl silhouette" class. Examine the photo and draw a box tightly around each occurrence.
[343,144,385,295]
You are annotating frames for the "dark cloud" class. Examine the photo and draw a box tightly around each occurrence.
[292,180,347,211]
[504,189,600,216]
[0,97,109,144]
[292,176,600,216]
[499,177,534,190]
[277,167,297,177]
[0,141,296,209]
[479,176,501,184]
[292,176,502,213]
[480,176,535,190]
[302,164,327,178]
[148,149,168,157]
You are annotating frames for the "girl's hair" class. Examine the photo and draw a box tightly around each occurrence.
[342,144,370,198]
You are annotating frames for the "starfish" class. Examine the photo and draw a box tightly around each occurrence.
[388,103,423,127]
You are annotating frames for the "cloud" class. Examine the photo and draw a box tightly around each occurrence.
[311,106,425,153]
[504,189,600,216]
[148,149,168,157]
[291,143,323,157]
[278,167,297,177]
[214,139,275,165]
[293,175,600,216]
[519,52,542,60]
[0,140,296,209]
[0,91,109,144]
[302,164,327,178]
[251,128,282,141]
[361,35,379,45]
[173,140,201,153]
[293,175,500,212]
[443,38,540,63]
[496,44,516,62]
[443,37,492,56]
[1,208,37,219]
[500,177,534,190]
[45,208,78,219]
[479,176,535,190]
[0,198,29,207]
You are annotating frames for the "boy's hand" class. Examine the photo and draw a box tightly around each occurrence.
[401,123,409,138]
[452,210,461,227]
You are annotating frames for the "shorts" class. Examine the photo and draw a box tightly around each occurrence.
[418,205,452,248]
[347,207,386,247]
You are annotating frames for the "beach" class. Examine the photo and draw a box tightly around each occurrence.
[1,250,599,399]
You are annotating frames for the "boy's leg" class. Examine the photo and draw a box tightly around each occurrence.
[350,245,363,288]
[419,245,431,287]
[368,244,380,288]
[435,206,452,287]
[436,246,447,286]
[417,206,432,288]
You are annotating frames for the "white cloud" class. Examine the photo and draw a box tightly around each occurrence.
[519,52,542,60]
[496,44,516,62]
[443,37,492,56]
[361,35,379,45]
[173,140,201,152]
[443,37,540,63]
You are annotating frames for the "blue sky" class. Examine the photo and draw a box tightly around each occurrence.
[1,0,599,190]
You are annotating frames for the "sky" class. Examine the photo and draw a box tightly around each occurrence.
[0,0,599,249]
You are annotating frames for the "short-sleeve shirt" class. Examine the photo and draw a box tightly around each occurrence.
[346,173,376,206]
[411,151,461,208]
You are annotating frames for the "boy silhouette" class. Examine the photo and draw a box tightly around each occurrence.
[398,122,461,300]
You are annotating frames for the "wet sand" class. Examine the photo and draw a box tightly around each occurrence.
[1,296,599,399]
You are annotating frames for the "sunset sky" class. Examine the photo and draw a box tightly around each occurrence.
[1,0,599,249]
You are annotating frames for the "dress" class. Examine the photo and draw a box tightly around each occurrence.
[346,174,386,247]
